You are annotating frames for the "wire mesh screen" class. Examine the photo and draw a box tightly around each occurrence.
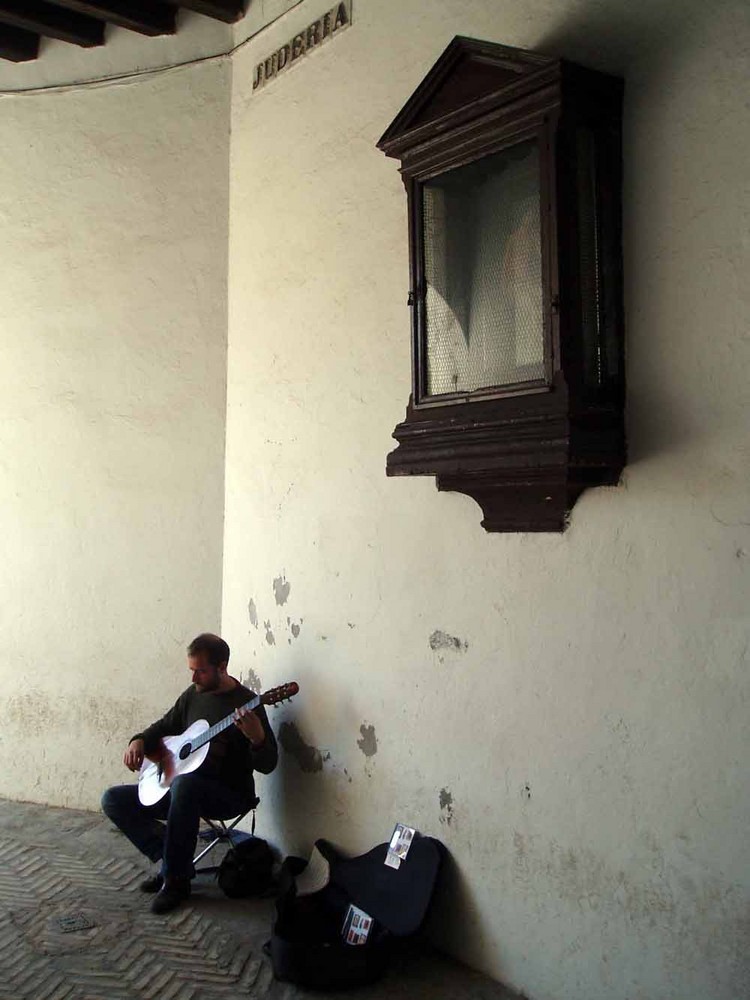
[422,140,545,396]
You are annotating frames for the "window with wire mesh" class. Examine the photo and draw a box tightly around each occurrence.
[421,140,545,396]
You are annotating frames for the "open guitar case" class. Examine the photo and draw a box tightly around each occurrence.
[269,833,444,989]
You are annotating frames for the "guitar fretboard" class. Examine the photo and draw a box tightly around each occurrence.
[187,695,261,754]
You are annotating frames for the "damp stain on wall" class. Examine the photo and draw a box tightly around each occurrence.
[279,721,323,773]
[506,828,734,936]
[429,630,468,653]
[273,574,291,606]
[286,617,302,643]
[439,787,454,825]
[248,598,258,629]
[356,723,378,757]
[244,667,262,692]
[264,620,276,645]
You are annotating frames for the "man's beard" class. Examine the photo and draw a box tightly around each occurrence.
[195,673,220,692]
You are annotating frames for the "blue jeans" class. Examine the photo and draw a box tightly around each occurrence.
[101,774,254,880]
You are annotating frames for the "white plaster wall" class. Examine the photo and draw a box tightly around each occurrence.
[0,61,231,809]
[223,1,750,998]
[233,0,306,48]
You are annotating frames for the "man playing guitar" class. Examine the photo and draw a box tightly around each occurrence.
[101,633,278,914]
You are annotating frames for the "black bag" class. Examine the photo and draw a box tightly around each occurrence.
[270,834,443,989]
[217,836,274,898]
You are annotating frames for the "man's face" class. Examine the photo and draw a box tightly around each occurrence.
[188,652,222,693]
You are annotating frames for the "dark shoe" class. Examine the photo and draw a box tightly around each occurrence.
[150,877,191,915]
[139,873,164,894]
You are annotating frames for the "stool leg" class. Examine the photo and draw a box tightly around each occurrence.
[193,818,227,865]
[192,808,258,869]
[193,832,223,865]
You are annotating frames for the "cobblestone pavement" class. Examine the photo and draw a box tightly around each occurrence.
[0,799,518,1000]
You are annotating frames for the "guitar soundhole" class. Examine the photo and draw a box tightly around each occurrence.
[178,743,192,761]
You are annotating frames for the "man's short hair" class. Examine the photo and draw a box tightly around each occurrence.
[187,633,230,667]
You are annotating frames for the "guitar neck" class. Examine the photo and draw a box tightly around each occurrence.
[189,695,261,753]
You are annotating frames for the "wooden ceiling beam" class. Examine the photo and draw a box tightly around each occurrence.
[45,1,176,38]
[165,0,245,24]
[0,1,104,47]
[0,24,40,62]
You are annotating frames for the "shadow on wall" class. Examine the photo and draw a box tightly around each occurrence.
[271,706,337,857]
[425,847,506,982]
[538,0,720,470]
[535,0,701,73]
[268,675,385,858]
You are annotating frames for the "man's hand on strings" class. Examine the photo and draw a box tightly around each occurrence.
[233,706,266,747]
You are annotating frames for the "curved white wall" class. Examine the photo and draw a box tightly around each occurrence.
[222,2,750,999]
[0,60,231,807]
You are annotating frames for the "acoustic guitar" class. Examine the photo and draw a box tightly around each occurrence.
[137,681,299,805]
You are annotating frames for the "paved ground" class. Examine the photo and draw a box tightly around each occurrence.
[0,799,519,1000]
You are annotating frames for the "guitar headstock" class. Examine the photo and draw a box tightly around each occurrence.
[262,681,299,707]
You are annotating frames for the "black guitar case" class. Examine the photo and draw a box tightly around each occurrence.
[270,833,443,989]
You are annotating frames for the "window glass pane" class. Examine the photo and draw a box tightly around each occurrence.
[422,140,545,396]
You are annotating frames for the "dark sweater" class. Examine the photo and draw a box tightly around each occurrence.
[132,681,278,799]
